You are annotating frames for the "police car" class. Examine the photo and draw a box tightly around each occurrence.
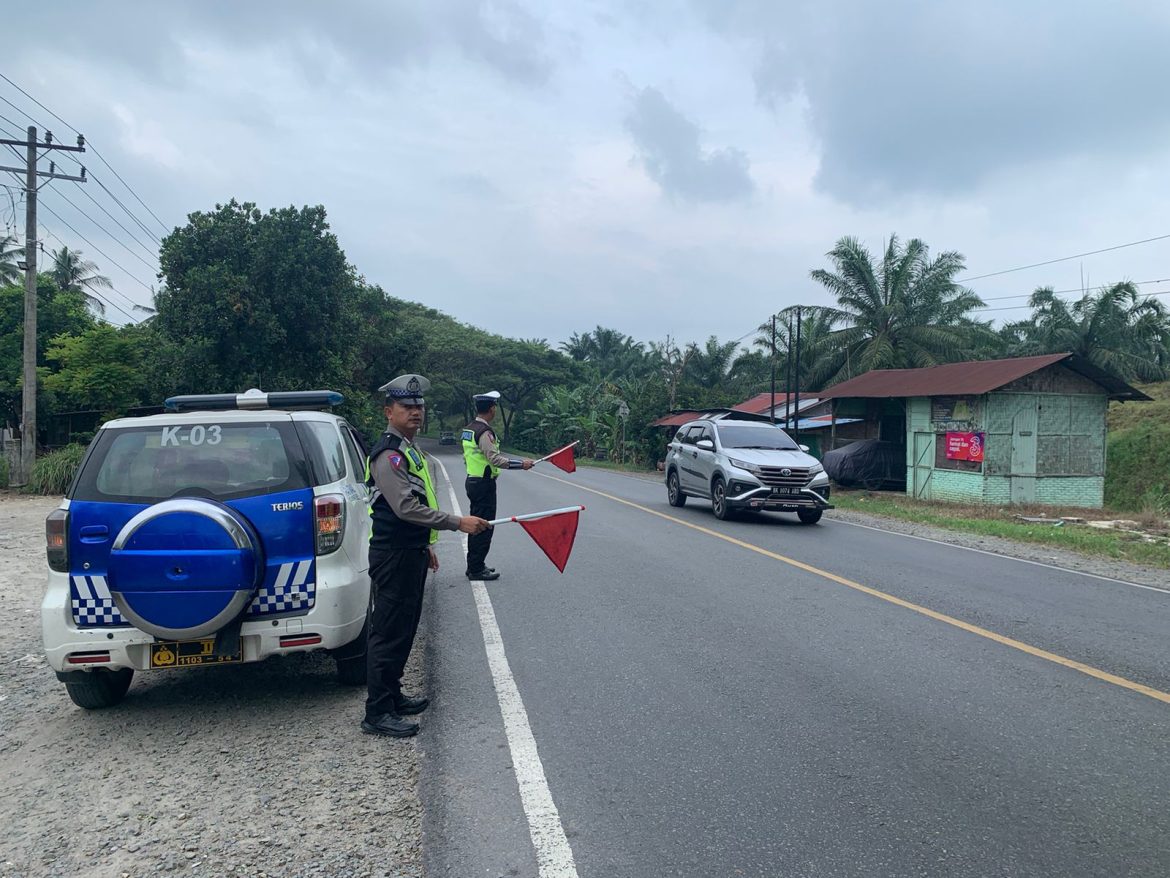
[41,390,374,709]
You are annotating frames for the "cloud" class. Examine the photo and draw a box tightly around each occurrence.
[624,86,755,202]
[696,0,1170,205]
[10,0,554,88]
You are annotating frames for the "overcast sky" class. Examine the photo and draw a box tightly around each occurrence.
[5,0,1170,349]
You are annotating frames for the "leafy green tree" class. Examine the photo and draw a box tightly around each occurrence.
[807,235,990,387]
[42,323,152,419]
[152,200,361,402]
[0,276,95,432]
[49,246,113,316]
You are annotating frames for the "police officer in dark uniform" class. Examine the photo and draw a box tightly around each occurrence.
[363,374,489,738]
[462,390,534,581]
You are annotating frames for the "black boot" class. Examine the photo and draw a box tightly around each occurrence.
[466,568,500,581]
[361,713,419,738]
[394,693,430,715]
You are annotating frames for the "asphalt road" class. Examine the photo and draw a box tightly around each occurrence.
[418,443,1170,878]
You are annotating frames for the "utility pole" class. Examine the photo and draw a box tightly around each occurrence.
[769,314,777,425]
[792,306,802,444]
[785,312,794,429]
[0,127,86,485]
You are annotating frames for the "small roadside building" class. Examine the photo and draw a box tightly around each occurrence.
[817,353,1150,508]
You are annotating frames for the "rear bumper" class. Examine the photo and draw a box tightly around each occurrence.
[41,566,369,674]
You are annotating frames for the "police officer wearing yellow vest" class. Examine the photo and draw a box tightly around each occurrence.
[462,391,534,581]
[363,374,489,738]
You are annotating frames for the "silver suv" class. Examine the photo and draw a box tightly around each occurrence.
[664,417,832,524]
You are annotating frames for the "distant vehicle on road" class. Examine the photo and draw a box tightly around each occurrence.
[439,430,456,445]
[664,417,832,524]
[41,389,374,709]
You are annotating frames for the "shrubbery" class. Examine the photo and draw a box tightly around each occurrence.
[26,444,87,496]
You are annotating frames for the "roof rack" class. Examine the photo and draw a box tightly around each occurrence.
[164,389,344,412]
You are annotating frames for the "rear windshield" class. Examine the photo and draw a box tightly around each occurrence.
[72,421,309,503]
[717,425,800,450]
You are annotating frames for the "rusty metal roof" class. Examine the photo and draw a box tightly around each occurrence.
[649,411,701,427]
[733,392,791,414]
[817,353,1151,401]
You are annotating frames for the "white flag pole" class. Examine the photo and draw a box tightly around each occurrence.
[487,505,585,526]
[534,440,580,464]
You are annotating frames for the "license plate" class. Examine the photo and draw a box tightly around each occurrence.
[772,487,799,495]
[150,638,240,669]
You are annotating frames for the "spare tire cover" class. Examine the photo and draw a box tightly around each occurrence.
[108,498,262,640]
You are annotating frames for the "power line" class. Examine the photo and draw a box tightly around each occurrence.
[37,221,150,317]
[959,234,1170,283]
[37,199,155,298]
[0,72,170,235]
[43,186,159,275]
[69,181,159,261]
[42,142,165,245]
[0,71,75,134]
[88,144,169,235]
[91,176,163,245]
[978,276,1170,304]
[978,289,1170,314]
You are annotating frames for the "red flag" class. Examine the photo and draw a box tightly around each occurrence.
[518,510,580,573]
[546,444,576,473]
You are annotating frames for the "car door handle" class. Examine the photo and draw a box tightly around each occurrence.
[79,525,109,543]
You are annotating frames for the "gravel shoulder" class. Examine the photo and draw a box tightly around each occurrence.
[0,494,424,878]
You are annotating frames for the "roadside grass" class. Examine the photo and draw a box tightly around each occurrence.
[832,489,1170,569]
[1106,382,1170,515]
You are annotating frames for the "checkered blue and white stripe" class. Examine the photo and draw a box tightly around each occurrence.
[70,575,126,627]
[68,560,317,628]
[247,559,316,616]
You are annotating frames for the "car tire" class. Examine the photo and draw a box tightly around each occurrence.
[797,508,823,525]
[666,471,686,507]
[711,477,733,520]
[62,668,134,709]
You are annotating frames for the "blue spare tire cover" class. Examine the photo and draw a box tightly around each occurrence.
[108,498,262,640]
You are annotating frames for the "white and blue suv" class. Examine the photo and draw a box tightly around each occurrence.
[665,415,833,524]
[41,390,374,708]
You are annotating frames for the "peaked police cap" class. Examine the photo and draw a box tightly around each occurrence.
[381,374,430,405]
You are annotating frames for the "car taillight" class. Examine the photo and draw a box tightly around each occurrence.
[315,494,344,555]
[46,509,69,572]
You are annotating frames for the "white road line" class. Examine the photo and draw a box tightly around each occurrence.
[433,457,580,878]
[537,469,1170,596]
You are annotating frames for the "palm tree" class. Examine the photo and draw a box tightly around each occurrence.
[1010,282,1170,382]
[807,235,990,387]
[560,326,647,378]
[0,234,21,286]
[754,306,839,392]
[49,246,110,315]
[684,336,740,389]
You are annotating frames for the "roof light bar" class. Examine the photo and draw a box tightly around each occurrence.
[165,389,344,412]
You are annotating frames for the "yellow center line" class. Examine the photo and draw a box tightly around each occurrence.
[537,471,1170,707]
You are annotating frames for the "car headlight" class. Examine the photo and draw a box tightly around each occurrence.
[727,457,761,474]
[807,462,824,476]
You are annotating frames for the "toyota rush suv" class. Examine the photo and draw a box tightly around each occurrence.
[41,390,374,709]
[665,418,833,523]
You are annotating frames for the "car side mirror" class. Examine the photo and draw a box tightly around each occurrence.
[799,444,810,453]
[696,439,715,451]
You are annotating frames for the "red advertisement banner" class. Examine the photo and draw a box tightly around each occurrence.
[946,431,985,462]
